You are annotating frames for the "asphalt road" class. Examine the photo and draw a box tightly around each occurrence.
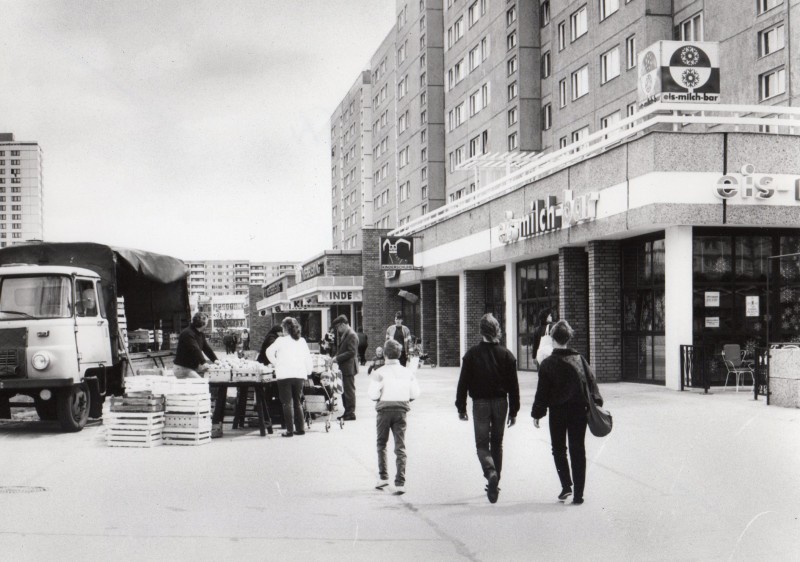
[1,367,798,561]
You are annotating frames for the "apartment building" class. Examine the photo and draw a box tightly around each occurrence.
[0,133,44,247]
[331,71,373,251]
[444,0,542,201]
[186,260,298,297]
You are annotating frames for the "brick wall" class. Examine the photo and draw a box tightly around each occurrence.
[464,271,487,348]
[248,285,274,354]
[420,280,437,362]
[361,228,399,361]
[588,241,622,381]
[327,253,363,277]
[436,276,461,366]
[559,247,589,359]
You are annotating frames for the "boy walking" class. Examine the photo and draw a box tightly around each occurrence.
[368,339,421,495]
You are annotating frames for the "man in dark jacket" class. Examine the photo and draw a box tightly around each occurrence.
[356,327,368,366]
[256,325,283,365]
[332,314,359,421]
[456,313,520,504]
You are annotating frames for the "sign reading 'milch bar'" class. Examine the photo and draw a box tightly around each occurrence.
[638,41,720,107]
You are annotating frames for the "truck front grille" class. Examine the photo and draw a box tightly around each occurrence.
[0,350,18,378]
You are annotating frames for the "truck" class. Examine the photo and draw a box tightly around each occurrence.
[0,242,191,431]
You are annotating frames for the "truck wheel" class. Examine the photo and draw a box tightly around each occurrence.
[34,397,58,421]
[57,383,90,432]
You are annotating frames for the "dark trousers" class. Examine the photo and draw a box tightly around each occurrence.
[376,409,408,486]
[341,374,356,416]
[212,387,227,424]
[548,404,588,497]
[472,398,508,481]
[278,378,305,435]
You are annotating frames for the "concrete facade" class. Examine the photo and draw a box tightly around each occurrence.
[0,133,44,247]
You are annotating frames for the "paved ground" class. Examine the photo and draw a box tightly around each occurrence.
[1,367,798,561]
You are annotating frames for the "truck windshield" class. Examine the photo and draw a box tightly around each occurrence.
[0,276,72,319]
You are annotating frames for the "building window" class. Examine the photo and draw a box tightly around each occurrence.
[421,147,427,161]
[626,102,636,127]
[570,6,588,42]
[571,126,589,145]
[600,0,619,20]
[507,30,517,51]
[469,44,480,71]
[399,146,410,167]
[600,111,621,136]
[421,167,427,182]
[420,129,426,143]
[626,35,636,69]
[541,1,550,26]
[398,111,409,133]
[508,106,518,126]
[559,78,567,107]
[507,55,518,76]
[10,151,19,156]
[421,91,427,106]
[760,67,786,100]
[422,204,428,214]
[678,12,703,40]
[759,24,785,57]
[421,109,427,124]
[600,46,620,84]
[507,81,518,101]
[420,71,426,87]
[558,21,566,50]
[541,51,551,78]
[469,135,481,157]
[397,41,407,65]
[507,5,517,26]
[757,0,782,15]
[543,103,552,130]
[420,34,426,49]
[571,65,589,99]
[454,16,464,42]
[508,132,518,151]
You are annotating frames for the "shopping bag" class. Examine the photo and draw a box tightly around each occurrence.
[536,325,554,363]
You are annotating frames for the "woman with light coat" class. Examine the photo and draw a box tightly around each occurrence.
[266,317,313,437]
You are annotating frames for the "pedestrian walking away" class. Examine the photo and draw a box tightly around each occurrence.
[332,314,359,421]
[385,311,413,367]
[531,319,604,506]
[357,327,368,366]
[241,328,250,351]
[266,317,313,437]
[455,313,520,504]
[368,339,421,495]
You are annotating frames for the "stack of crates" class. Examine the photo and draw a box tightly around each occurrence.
[163,379,212,446]
[106,393,165,448]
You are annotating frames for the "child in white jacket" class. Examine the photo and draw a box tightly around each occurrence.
[368,339,421,495]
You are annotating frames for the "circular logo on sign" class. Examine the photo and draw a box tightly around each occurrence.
[681,68,701,88]
[643,51,658,73]
[668,44,712,92]
[680,46,700,66]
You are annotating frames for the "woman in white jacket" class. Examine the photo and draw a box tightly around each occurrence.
[266,317,313,437]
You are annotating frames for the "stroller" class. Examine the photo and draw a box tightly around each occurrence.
[303,355,344,432]
[408,337,436,369]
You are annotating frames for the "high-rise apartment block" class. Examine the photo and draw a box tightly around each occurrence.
[331,0,798,248]
[0,133,44,248]
[186,260,298,297]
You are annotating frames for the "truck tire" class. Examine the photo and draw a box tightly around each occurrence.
[34,397,58,421]
[57,383,90,432]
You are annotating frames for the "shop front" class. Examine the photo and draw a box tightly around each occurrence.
[385,116,800,388]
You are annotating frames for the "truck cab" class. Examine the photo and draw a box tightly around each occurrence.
[0,264,113,431]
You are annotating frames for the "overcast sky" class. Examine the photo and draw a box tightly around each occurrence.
[0,0,394,262]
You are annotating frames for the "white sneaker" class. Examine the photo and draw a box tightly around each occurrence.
[375,479,389,490]
[394,485,405,495]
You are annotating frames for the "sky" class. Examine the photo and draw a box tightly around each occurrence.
[0,0,395,262]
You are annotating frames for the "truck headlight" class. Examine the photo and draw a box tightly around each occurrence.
[31,352,51,371]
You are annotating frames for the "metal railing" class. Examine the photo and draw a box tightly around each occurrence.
[752,346,770,403]
[680,344,709,393]
[390,102,800,237]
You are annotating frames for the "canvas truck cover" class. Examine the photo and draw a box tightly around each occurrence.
[0,242,190,362]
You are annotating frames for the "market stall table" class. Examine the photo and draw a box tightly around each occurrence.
[209,380,276,436]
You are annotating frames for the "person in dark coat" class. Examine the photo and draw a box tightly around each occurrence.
[356,327,368,366]
[257,325,284,365]
[532,319,603,506]
[456,313,520,504]
[332,314,359,421]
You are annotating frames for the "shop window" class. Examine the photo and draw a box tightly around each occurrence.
[516,257,559,370]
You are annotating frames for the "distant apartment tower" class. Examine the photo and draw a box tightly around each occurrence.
[186,260,298,297]
[0,133,43,247]
[331,71,373,250]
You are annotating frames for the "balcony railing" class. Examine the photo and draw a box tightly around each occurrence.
[390,102,800,237]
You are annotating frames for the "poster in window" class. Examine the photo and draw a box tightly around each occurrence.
[705,291,720,307]
[705,317,720,328]
[745,296,760,317]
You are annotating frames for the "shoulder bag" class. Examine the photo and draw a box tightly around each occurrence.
[577,358,613,437]
[535,324,554,364]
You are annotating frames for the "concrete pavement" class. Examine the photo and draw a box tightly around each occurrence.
[1,367,798,561]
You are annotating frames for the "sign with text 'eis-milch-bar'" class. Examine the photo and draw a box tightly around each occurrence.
[638,41,720,108]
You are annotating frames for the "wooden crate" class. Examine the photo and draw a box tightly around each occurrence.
[164,414,212,429]
[106,428,163,448]
[106,411,165,430]
[165,395,211,415]
[163,427,211,446]
[110,395,165,413]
